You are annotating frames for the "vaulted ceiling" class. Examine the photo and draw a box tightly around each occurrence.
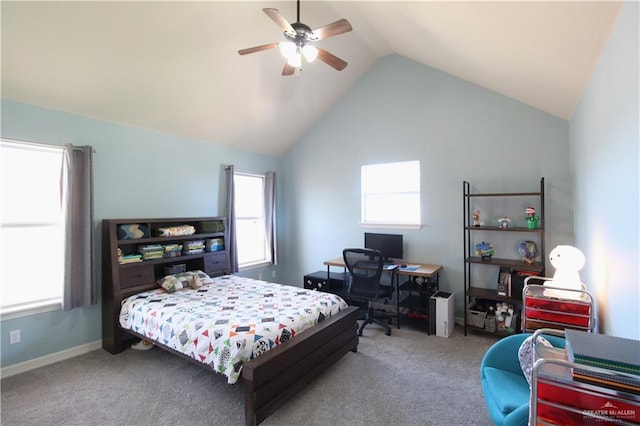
[1,1,622,157]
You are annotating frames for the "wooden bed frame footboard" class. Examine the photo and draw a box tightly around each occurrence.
[242,306,359,426]
[113,306,359,425]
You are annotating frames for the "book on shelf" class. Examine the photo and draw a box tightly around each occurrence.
[119,254,142,264]
[497,267,511,297]
[138,244,163,253]
[140,252,163,260]
[565,329,640,393]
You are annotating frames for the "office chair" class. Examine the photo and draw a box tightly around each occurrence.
[343,248,393,336]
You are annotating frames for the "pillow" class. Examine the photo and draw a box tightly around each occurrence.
[117,224,150,240]
[158,270,214,293]
[186,270,214,285]
[156,225,196,237]
[157,275,187,293]
[518,334,553,387]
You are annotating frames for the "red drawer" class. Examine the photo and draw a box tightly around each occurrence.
[526,297,591,315]
[526,309,591,327]
[536,379,640,424]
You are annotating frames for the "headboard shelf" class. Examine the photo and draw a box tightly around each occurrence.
[117,251,213,267]
[116,232,225,245]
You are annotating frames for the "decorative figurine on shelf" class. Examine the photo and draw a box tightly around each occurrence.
[544,245,587,300]
[475,241,495,261]
[498,216,511,229]
[518,240,539,264]
[472,209,482,227]
[525,206,540,229]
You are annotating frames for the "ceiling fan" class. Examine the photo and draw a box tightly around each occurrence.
[238,0,353,76]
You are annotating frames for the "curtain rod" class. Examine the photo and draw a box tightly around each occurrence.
[226,165,273,176]
[1,137,96,153]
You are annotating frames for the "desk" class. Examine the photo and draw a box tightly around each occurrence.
[323,257,443,330]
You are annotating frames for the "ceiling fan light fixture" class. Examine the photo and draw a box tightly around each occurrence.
[302,45,318,62]
[278,41,297,59]
[287,49,302,68]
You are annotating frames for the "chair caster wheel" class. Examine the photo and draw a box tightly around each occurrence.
[385,330,391,336]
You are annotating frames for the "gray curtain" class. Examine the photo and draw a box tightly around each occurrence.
[61,144,97,311]
[225,165,239,273]
[264,172,278,265]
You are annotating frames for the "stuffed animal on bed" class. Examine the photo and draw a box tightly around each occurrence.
[544,245,586,299]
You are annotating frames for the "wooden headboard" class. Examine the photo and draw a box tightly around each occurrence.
[101,217,230,353]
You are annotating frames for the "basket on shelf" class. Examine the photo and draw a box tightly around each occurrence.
[467,304,487,328]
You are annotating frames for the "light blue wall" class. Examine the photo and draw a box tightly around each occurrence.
[0,99,282,367]
[280,54,571,319]
[570,1,639,339]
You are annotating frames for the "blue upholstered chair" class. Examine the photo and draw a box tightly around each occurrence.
[480,333,565,426]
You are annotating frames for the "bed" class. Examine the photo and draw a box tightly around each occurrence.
[120,274,349,383]
[108,274,359,425]
[102,217,359,424]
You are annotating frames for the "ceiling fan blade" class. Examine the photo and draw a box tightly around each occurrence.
[263,8,296,37]
[238,42,278,56]
[316,48,348,71]
[312,19,352,41]
[282,62,296,76]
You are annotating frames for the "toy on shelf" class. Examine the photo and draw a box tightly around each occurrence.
[475,241,495,261]
[498,216,511,228]
[472,209,482,227]
[525,206,540,229]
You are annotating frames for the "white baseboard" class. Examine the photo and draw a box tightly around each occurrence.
[1,340,102,379]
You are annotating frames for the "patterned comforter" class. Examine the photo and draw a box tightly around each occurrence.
[119,275,348,384]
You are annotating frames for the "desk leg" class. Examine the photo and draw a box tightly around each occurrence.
[395,272,400,329]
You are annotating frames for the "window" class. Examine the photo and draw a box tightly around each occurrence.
[1,140,65,319]
[361,160,421,228]
[234,172,270,268]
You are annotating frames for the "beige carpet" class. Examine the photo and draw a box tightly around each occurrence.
[1,325,495,425]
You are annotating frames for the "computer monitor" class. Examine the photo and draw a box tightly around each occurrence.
[364,232,403,261]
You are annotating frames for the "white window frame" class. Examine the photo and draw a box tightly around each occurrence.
[361,160,422,229]
[234,171,270,269]
[1,139,65,320]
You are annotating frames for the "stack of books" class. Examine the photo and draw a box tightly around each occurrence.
[162,244,183,258]
[138,244,164,260]
[565,329,640,394]
[119,253,142,264]
[206,238,225,252]
[183,240,205,255]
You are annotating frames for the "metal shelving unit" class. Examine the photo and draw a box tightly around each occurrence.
[463,178,546,336]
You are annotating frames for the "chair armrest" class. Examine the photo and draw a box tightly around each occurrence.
[481,333,531,376]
